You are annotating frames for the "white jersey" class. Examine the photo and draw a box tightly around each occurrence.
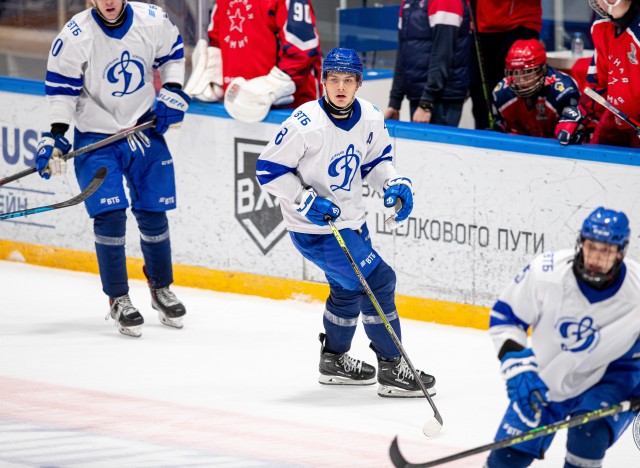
[490,249,640,401]
[45,2,185,134]
[257,97,399,234]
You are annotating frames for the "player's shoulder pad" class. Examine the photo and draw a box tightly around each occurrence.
[56,9,94,42]
[491,79,516,107]
[546,67,579,99]
[286,100,322,132]
[357,97,385,121]
[130,2,171,25]
[528,249,574,278]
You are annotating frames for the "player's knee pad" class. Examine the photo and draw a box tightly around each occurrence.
[565,419,612,468]
[360,261,396,315]
[132,209,169,238]
[486,447,535,468]
[94,209,126,238]
[326,283,361,318]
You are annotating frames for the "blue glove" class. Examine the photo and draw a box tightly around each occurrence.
[296,188,341,226]
[383,177,413,228]
[36,133,72,179]
[501,348,549,427]
[153,86,191,135]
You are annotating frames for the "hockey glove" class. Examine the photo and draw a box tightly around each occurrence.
[501,348,549,427]
[183,40,224,102]
[153,86,191,135]
[224,67,296,123]
[36,132,72,179]
[556,105,587,145]
[296,188,341,226]
[383,177,414,230]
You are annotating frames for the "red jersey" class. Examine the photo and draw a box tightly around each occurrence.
[475,0,542,34]
[586,17,640,124]
[208,0,322,108]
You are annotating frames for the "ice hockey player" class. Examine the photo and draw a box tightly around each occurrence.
[36,0,189,337]
[184,0,322,123]
[486,207,640,467]
[256,47,436,398]
[557,0,640,147]
[491,39,583,140]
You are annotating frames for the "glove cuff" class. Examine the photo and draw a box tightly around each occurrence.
[500,349,538,380]
[384,176,413,191]
[269,66,292,83]
[295,188,317,216]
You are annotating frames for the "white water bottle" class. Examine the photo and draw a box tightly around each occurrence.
[571,33,584,57]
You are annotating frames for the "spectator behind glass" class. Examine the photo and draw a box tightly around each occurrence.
[184,0,322,123]
[469,0,542,129]
[492,39,584,142]
[558,0,640,148]
[384,0,471,126]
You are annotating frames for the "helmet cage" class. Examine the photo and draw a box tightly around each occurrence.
[573,207,630,289]
[588,0,622,19]
[505,65,547,98]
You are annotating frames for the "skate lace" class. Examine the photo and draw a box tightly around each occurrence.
[154,287,179,306]
[396,358,415,381]
[105,295,137,320]
[339,354,363,373]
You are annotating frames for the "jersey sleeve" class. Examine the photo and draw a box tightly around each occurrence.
[361,107,398,192]
[45,29,85,126]
[274,0,321,84]
[489,256,546,354]
[256,119,306,204]
[154,7,186,86]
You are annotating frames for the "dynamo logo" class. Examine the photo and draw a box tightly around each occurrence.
[107,51,145,97]
[556,316,600,353]
[329,144,360,192]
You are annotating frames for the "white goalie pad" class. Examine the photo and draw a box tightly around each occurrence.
[224,67,296,123]
[183,39,224,102]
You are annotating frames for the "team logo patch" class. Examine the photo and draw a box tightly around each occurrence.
[628,43,638,65]
[555,316,600,353]
[234,138,287,254]
[224,0,253,50]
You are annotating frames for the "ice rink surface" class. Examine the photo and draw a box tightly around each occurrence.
[0,260,638,467]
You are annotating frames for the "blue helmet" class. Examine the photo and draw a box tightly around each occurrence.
[580,207,630,248]
[322,48,363,79]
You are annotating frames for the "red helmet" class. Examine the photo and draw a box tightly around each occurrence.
[505,39,547,98]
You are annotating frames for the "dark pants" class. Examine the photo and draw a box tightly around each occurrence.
[409,100,465,127]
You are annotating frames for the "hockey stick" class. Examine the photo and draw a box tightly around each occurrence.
[468,0,496,130]
[389,397,640,467]
[0,166,107,221]
[583,87,640,132]
[324,217,443,437]
[0,121,154,187]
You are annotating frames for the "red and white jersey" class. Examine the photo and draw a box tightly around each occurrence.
[208,0,322,108]
[586,16,640,124]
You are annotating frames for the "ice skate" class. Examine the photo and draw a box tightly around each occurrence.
[149,285,186,328]
[377,355,436,398]
[318,333,376,385]
[106,294,144,338]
